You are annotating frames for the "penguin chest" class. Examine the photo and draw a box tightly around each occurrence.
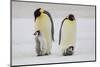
[61,20,76,45]
[35,15,52,42]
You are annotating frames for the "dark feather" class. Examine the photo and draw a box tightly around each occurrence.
[59,18,68,45]
[34,8,41,21]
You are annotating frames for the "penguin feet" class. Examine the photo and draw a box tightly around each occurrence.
[63,46,74,56]
[37,53,46,56]
[44,53,49,55]
[37,52,51,56]
[37,54,43,56]
[44,52,51,55]
[36,52,43,56]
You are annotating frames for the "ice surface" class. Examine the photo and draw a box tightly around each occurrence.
[12,18,95,65]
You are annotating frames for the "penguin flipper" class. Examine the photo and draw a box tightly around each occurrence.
[59,18,68,45]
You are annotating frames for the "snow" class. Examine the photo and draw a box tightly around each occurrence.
[12,18,95,66]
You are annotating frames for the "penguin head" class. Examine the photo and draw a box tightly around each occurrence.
[68,14,75,21]
[34,8,45,20]
[34,30,41,37]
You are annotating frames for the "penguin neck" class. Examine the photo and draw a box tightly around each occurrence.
[37,13,50,23]
[40,13,48,18]
[66,20,75,24]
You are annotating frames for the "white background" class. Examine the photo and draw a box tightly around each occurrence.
[0,0,100,67]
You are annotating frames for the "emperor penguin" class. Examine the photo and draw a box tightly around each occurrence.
[34,30,47,56]
[34,8,54,55]
[59,14,76,56]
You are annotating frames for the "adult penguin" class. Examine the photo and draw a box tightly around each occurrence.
[34,8,54,56]
[59,14,76,56]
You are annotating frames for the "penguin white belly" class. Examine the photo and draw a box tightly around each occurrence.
[60,20,76,52]
[35,14,52,44]
[35,32,47,56]
[38,34,47,54]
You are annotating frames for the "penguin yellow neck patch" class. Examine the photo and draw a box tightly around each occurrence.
[40,9,44,13]
[66,20,75,24]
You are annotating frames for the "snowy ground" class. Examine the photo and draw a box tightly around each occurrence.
[12,18,95,66]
